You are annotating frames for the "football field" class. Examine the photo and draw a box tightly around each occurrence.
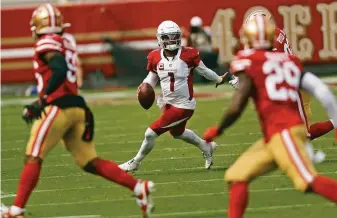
[2,85,337,218]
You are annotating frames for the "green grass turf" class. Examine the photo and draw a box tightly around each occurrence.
[2,86,337,218]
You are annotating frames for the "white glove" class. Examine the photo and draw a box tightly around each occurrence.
[305,143,326,164]
[313,150,326,164]
[228,76,239,89]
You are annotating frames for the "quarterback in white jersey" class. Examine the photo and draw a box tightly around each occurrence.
[146,46,221,110]
[119,20,235,172]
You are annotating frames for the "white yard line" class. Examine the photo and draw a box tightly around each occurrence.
[2,153,233,164]
[2,141,336,162]
[0,194,17,199]
[26,178,309,193]
[2,150,234,161]
[1,89,231,107]
[2,168,336,186]
[4,167,335,183]
[43,216,101,218]
[2,135,335,153]
[115,202,334,217]
[24,187,334,207]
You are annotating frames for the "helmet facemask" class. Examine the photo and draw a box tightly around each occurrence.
[157,32,181,51]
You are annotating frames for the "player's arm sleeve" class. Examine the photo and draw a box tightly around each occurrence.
[194,61,222,83]
[218,72,252,133]
[44,52,69,95]
[300,72,337,128]
[143,71,159,88]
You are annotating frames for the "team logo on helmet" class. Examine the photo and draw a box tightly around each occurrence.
[30,3,70,35]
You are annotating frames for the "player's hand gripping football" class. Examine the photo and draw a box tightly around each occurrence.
[204,126,221,143]
[22,97,47,124]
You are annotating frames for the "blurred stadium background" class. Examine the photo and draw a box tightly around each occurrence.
[1,0,337,217]
[2,0,336,96]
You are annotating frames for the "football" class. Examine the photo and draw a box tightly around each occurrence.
[137,83,155,110]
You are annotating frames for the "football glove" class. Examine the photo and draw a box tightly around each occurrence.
[229,76,239,89]
[22,97,47,124]
[204,126,221,143]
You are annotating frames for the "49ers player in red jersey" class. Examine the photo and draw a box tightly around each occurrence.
[204,16,337,218]
[246,10,336,162]
[119,20,230,172]
[1,4,155,218]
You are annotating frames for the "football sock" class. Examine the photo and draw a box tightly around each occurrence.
[312,176,337,203]
[174,129,207,151]
[13,162,41,209]
[228,182,249,218]
[95,158,138,191]
[309,120,334,140]
[134,128,157,163]
[9,206,24,216]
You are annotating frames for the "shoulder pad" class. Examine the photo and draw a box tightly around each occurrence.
[35,34,63,54]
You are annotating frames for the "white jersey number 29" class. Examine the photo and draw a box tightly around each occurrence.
[263,60,301,102]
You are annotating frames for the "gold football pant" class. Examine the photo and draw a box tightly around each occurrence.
[25,106,97,167]
[225,125,317,191]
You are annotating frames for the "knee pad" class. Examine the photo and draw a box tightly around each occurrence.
[83,159,97,174]
[145,128,157,142]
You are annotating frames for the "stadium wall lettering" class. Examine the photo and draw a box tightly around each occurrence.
[1,0,336,83]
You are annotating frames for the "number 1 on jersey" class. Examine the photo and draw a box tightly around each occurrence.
[168,72,175,92]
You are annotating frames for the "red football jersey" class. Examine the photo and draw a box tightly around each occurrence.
[230,49,303,142]
[273,28,293,56]
[33,34,78,103]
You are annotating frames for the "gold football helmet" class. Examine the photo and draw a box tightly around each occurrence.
[30,3,70,36]
[240,15,275,50]
[244,8,273,24]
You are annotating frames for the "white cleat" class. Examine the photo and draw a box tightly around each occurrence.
[203,141,218,169]
[1,204,24,218]
[119,159,140,172]
[135,180,155,218]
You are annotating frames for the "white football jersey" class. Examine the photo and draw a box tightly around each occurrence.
[145,46,221,110]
